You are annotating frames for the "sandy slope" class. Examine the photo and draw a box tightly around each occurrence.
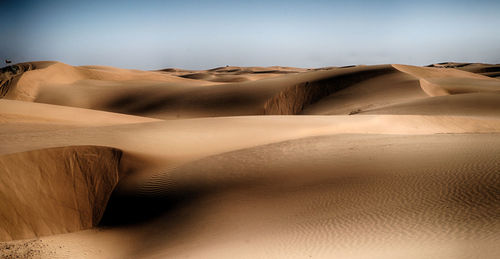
[1,61,500,258]
[0,146,121,241]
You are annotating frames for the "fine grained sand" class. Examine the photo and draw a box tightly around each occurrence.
[0,61,500,258]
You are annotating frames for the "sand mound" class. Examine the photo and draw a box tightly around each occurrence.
[0,146,121,241]
[393,64,500,97]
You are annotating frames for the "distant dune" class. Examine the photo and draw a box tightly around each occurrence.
[1,61,500,258]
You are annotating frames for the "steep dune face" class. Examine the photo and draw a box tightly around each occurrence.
[0,62,42,98]
[263,65,393,115]
[0,146,121,241]
[300,69,426,115]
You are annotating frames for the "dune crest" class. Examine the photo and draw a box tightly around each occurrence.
[4,61,215,102]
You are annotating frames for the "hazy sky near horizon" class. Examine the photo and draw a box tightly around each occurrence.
[1,0,500,70]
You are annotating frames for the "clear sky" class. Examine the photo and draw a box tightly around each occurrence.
[1,0,499,70]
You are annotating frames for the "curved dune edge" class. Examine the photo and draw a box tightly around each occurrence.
[263,65,393,114]
[0,146,122,241]
[419,78,450,96]
[393,64,500,97]
[299,69,426,115]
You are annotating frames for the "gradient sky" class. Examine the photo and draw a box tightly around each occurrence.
[1,0,500,70]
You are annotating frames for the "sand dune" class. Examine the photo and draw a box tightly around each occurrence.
[393,64,500,96]
[301,68,426,115]
[1,61,500,258]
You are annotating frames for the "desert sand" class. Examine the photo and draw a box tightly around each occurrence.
[1,61,500,258]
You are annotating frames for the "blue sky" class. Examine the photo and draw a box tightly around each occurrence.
[1,0,499,69]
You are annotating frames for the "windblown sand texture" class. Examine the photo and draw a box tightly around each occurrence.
[1,61,500,258]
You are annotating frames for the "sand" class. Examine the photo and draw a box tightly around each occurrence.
[1,61,500,258]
